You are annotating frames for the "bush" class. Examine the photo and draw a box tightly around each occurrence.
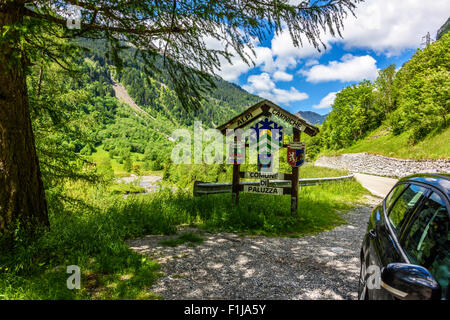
[132,163,141,175]
[124,157,132,172]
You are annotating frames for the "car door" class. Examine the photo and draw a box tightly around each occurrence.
[361,183,407,299]
[399,190,450,299]
[366,183,430,299]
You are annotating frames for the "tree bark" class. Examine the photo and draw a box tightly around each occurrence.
[0,1,49,239]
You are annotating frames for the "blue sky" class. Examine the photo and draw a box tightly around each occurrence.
[212,0,449,115]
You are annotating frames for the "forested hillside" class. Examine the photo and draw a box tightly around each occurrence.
[309,33,450,160]
[78,39,261,128]
[35,38,262,177]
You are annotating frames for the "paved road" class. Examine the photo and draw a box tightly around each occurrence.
[354,173,398,198]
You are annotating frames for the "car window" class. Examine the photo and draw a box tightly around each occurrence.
[388,184,427,233]
[385,183,408,211]
[402,192,449,299]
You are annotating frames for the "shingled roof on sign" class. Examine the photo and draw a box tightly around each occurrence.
[216,99,320,137]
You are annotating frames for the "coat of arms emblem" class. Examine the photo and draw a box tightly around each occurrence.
[287,142,305,167]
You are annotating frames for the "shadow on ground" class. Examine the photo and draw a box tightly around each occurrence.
[127,196,380,300]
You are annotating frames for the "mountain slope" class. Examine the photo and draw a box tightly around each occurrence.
[77,38,262,128]
[111,80,156,120]
[111,80,176,142]
[75,39,265,175]
[437,17,450,40]
[296,111,327,125]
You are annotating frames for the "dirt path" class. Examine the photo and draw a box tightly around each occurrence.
[128,195,381,300]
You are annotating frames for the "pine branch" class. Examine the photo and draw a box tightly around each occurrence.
[23,7,189,35]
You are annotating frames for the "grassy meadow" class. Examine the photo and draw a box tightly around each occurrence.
[90,146,163,177]
[319,125,450,160]
[0,166,368,300]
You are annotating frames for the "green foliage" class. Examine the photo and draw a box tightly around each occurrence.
[391,33,450,142]
[310,33,449,158]
[43,0,361,111]
[26,55,111,205]
[0,166,366,299]
[123,156,133,173]
[321,125,450,160]
[374,64,396,116]
[320,81,380,150]
[109,183,146,195]
[114,52,261,128]
[96,158,115,182]
[0,186,168,299]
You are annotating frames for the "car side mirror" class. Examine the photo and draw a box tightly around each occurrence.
[381,263,441,300]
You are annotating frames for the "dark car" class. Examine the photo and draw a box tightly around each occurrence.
[359,173,450,300]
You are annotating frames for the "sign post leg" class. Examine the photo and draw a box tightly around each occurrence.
[290,128,301,215]
[232,163,240,205]
[231,136,240,205]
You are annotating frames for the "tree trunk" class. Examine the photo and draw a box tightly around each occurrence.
[0,1,49,239]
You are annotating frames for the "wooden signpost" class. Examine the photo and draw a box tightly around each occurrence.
[243,185,284,195]
[240,171,289,180]
[290,128,301,215]
[231,137,241,205]
[217,100,319,215]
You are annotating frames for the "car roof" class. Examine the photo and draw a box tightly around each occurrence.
[399,173,450,199]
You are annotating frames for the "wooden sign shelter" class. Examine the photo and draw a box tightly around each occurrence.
[217,100,319,215]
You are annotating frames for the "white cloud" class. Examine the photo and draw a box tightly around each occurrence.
[243,73,275,92]
[242,72,308,104]
[202,32,271,81]
[215,56,252,82]
[208,26,331,81]
[273,71,293,82]
[271,87,309,104]
[208,38,275,81]
[305,59,319,67]
[270,31,332,72]
[208,1,450,83]
[312,92,338,110]
[337,0,450,55]
[301,54,379,83]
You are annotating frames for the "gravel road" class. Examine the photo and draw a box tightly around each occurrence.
[127,195,381,300]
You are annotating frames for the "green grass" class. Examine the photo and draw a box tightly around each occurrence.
[109,183,146,195]
[90,146,163,177]
[320,126,450,160]
[297,166,350,178]
[0,166,368,299]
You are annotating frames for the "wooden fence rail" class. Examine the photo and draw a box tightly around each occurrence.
[193,174,354,196]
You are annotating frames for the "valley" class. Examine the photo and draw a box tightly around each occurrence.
[1,2,448,301]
